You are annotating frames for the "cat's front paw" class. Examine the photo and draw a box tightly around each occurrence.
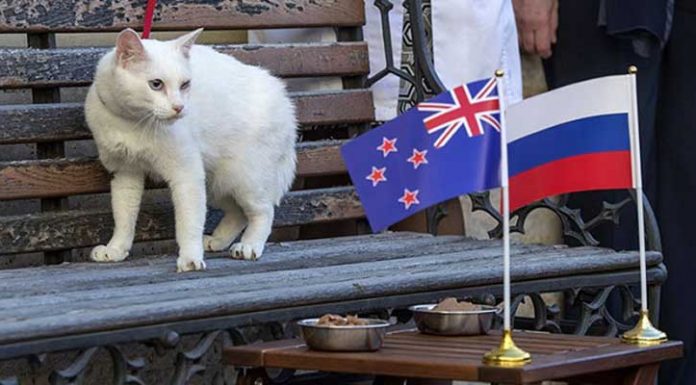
[230,242,264,261]
[90,245,129,262]
[177,255,207,273]
[203,235,232,252]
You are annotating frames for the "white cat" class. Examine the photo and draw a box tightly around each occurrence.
[84,29,297,272]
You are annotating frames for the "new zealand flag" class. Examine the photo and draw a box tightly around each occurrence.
[341,77,503,232]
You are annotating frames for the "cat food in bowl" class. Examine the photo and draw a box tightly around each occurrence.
[298,315,389,352]
[409,298,498,336]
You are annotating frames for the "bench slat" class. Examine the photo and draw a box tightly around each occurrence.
[0,90,374,144]
[0,234,476,290]
[0,141,346,200]
[0,186,363,254]
[0,244,589,318]
[0,233,437,279]
[0,235,661,345]
[0,43,369,88]
[0,0,365,33]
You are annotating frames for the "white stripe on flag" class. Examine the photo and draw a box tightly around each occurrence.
[506,75,634,143]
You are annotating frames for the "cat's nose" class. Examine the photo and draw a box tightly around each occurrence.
[172,105,184,114]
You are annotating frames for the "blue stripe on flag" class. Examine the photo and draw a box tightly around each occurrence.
[508,113,630,177]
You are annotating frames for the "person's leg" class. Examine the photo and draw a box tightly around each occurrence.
[543,0,661,250]
[656,6,696,385]
[541,0,663,331]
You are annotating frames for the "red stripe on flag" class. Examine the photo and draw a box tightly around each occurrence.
[509,151,633,211]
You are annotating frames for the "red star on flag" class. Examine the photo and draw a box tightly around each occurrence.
[366,166,387,187]
[376,137,398,157]
[407,148,429,169]
[398,188,420,210]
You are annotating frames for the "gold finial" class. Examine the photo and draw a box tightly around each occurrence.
[495,69,505,78]
[621,310,668,345]
[628,65,638,75]
[483,330,531,366]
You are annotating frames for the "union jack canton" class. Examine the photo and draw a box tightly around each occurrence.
[418,77,501,148]
[341,77,503,232]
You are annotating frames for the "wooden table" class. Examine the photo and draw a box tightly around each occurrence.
[224,330,682,385]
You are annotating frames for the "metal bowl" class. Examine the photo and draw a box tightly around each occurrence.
[297,318,390,352]
[409,304,498,336]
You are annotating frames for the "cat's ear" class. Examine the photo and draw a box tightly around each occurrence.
[175,28,204,58]
[115,28,146,68]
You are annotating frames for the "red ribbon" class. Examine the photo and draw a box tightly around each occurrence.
[141,0,157,39]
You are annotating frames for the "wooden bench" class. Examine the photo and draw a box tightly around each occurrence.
[0,1,668,384]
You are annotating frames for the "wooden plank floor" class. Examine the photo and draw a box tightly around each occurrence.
[0,233,661,347]
[225,330,683,384]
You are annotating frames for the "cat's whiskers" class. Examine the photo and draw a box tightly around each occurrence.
[131,111,155,130]
[130,112,162,143]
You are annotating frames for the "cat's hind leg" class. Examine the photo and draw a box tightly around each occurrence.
[231,200,274,261]
[204,199,247,252]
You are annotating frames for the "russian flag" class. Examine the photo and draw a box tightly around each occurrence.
[506,75,637,211]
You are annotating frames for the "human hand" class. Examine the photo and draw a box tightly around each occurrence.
[512,0,558,59]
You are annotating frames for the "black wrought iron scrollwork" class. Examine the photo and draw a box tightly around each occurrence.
[405,0,446,95]
[569,286,640,336]
[0,324,292,385]
[471,190,662,251]
[45,346,146,385]
[27,353,46,371]
[489,285,642,337]
[366,1,421,100]
[509,293,563,333]
[49,347,98,385]
[171,331,221,385]
[105,346,146,385]
[146,330,181,356]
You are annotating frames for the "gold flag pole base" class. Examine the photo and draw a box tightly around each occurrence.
[621,310,667,345]
[483,330,531,366]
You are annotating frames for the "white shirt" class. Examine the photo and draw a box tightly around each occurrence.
[249,0,522,120]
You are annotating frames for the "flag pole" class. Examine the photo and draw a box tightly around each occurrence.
[620,65,667,345]
[483,70,531,365]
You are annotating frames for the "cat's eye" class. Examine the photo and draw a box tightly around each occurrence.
[181,80,191,90]
[148,79,164,91]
